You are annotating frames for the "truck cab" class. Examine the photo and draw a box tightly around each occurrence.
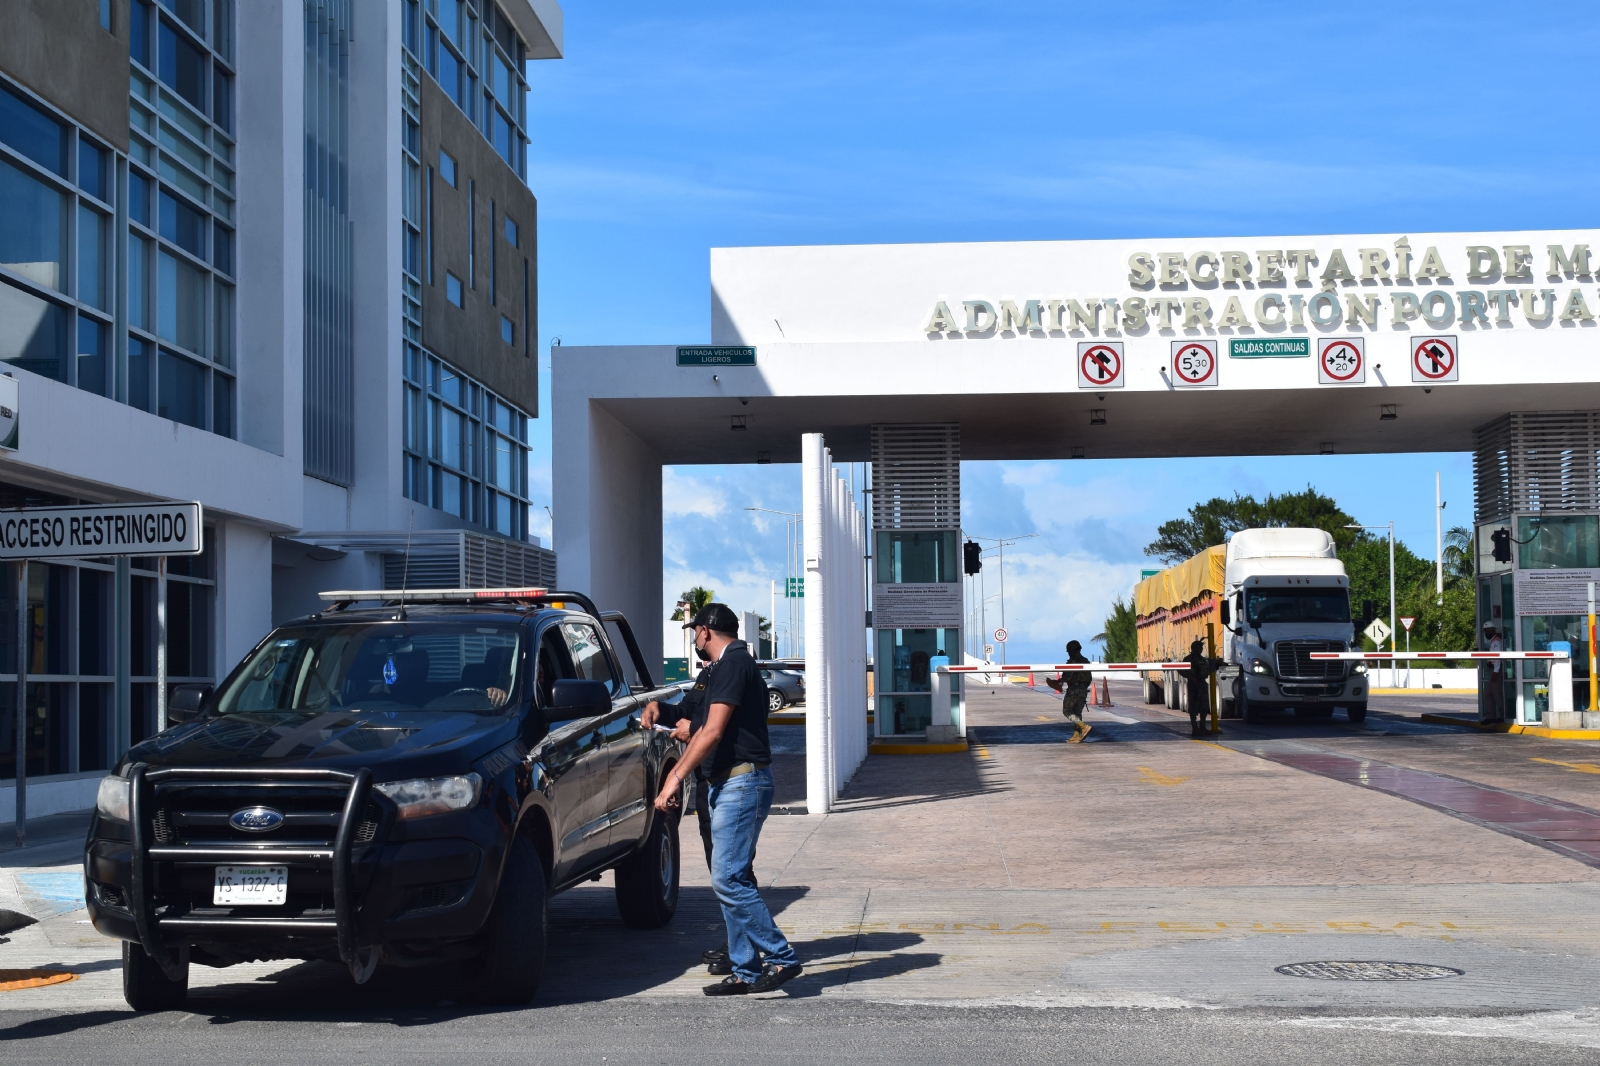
[1222,529,1367,723]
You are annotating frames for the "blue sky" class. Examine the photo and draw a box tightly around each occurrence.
[523,2,1598,664]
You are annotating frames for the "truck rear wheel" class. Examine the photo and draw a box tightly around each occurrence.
[122,941,187,1011]
[461,836,547,1005]
[1165,673,1179,709]
[614,807,680,929]
[1143,677,1161,705]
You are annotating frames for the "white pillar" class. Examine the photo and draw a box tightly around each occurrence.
[803,434,830,813]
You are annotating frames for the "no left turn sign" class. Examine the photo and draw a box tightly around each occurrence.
[1077,341,1125,389]
[1317,337,1365,384]
[1411,335,1458,383]
[1170,340,1218,387]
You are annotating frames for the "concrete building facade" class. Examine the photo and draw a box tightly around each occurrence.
[0,0,561,819]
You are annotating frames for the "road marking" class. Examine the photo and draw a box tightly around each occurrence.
[973,743,991,759]
[1035,715,1051,721]
[1136,766,1191,786]
[1188,738,1234,752]
[1532,757,1600,775]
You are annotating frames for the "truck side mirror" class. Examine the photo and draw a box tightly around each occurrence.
[169,684,213,724]
[1219,601,1231,626]
[546,679,611,723]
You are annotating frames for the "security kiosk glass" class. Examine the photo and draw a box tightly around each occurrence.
[1518,516,1599,570]
[875,531,957,584]
[876,626,958,735]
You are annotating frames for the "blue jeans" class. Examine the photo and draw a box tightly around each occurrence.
[708,765,797,982]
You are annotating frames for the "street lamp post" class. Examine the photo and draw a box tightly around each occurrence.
[747,507,801,658]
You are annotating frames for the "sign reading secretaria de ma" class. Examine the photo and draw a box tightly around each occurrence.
[0,501,202,559]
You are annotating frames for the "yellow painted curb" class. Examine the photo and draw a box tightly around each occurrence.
[1370,688,1477,695]
[1419,713,1600,740]
[0,969,78,991]
[869,741,970,755]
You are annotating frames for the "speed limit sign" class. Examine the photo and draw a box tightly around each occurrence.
[1170,340,1218,387]
[994,627,1008,643]
[1317,337,1365,384]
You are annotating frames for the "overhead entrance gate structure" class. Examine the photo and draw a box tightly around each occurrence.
[553,228,1600,775]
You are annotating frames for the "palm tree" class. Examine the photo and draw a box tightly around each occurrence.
[669,585,715,621]
[1442,525,1474,580]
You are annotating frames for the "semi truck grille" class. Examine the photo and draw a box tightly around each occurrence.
[1275,641,1346,680]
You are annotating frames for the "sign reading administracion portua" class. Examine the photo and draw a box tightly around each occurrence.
[0,501,203,559]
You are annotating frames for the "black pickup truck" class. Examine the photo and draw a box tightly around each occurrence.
[84,588,687,1010]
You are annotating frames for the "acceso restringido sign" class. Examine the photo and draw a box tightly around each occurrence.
[0,501,203,559]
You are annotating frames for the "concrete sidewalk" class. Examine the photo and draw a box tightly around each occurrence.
[3,682,1599,1017]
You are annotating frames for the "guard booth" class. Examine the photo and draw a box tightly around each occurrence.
[1475,413,1598,722]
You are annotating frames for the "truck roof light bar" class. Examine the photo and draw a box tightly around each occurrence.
[317,587,548,605]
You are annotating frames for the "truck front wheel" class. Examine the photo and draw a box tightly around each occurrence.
[461,836,547,1004]
[1347,702,1368,724]
[122,941,187,1011]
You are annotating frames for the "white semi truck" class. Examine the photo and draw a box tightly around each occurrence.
[1140,527,1368,723]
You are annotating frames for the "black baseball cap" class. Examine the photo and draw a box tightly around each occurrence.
[684,602,739,636]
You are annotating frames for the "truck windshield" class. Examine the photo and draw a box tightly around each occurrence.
[213,623,523,716]
[1245,588,1350,624]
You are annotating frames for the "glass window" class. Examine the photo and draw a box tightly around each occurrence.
[0,157,65,290]
[213,622,523,716]
[404,116,420,156]
[129,170,152,227]
[78,141,107,201]
[0,279,67,380]
[440,470,464,516]
[560,622,618,696]
[159,190,206,258]
[212,68,232,133]
[0,84,66,175]
[439,148,456,187]
[164,0,206,37]
[212,222,232,274]
[128,234,149,330]
[158,20,207,113]
[500,315,514,345]
[213,279,233,367]
[1518,515,1599,569]
[492,108,511,164]
[131,0,152,66]
[129,336,152,411]
[158,250,205,353]
[77,205,105,309]
[504,215,517,246]
[494,54,511,102]
[440,406,462,468]
[158,348,206,428]
[446,271,463,307]
[76,315,106,395]
[875,531,958,584]
[439,46,461,108]
[439,0,461,44]
[212,372,232,437]
[1245,587,1351,624]
[101,0,114,31]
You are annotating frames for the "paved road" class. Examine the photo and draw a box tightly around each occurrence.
[4,680,1599,1060]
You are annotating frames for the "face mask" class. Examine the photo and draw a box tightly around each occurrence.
[694,642,711,663]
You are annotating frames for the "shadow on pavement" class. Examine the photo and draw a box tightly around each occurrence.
[831,743,1011,814]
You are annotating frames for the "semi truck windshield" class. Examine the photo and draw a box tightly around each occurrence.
[1245,588,1350,624]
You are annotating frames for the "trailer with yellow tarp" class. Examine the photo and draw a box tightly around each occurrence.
[1135,546,1227,712]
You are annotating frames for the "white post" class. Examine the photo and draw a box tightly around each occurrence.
[803,434,830,814]
[1435,472,1444,606]
[1551,657,1575,717]
[1388,523,1397,655]
[770,580,776,659]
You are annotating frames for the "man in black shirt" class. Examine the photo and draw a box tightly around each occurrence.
[650,603,801,996]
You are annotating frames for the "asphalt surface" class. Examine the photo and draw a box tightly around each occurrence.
[5,682,1600,1061]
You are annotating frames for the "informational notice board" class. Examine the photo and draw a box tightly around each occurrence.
[1514,567,1600,616]
[872,582,962,629]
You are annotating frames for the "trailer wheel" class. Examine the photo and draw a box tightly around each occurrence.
[1164,672,1179,709]
[1143,677,1161,705]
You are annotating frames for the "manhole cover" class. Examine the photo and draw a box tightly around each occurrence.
[1275,960,1463,981]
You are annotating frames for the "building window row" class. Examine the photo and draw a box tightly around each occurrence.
[402,344,533,541]
[404,0,531,183]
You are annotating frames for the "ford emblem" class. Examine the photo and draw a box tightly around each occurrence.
[229,806,285,832]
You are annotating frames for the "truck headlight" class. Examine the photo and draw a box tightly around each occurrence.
[1250,661,1268,675]
[1354,663,1369,674]
[376,773,482,820]
[96,775,130,823]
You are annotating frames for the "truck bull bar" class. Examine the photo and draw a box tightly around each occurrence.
[127,764,373,982]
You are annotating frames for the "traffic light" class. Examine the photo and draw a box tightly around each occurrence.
[963,540,983,575]
[1490,527,1512,564]
[1359,599,1377,630]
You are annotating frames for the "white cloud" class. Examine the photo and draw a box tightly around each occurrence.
[662,468,729,518]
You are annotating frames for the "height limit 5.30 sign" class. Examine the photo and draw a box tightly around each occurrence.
[1170,340,1217,387]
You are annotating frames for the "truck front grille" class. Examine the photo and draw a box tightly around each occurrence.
[1275,641,1346,680]
[150,781,384,848]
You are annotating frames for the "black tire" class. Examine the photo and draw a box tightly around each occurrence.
[614,807,681,929]
[122,941,187,1011]
[461,836,547,1005]
[1242,692,1261,724]
[1347,702,1368,724]
[767,688,785,713]
[1143,677,1160,704]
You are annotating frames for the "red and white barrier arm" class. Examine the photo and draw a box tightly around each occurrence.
[940,662,1194,673]
[1308,651,1568,661]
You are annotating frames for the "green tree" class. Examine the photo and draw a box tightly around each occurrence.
[1341,535,1476,652]
[1144,486,1362,563]
[669,585,715,621]
[1096,596,1138,664]
[1443,525,1474,579]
